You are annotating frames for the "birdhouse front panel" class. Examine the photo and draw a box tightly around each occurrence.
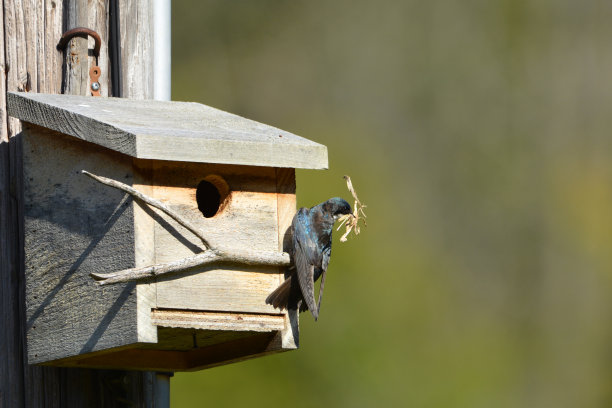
[134,161,288,314]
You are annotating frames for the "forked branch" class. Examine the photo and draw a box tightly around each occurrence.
[82,170,211,249]
[83,170,290,286]
[90,249,290,286]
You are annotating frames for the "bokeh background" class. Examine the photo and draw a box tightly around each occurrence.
[170,1,612,407]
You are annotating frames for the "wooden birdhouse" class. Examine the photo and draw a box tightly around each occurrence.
[7,92,328,371]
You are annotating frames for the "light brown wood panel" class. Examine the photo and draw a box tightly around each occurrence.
[67,331,282,372]
[147,161,284,313]
[151,309,285,332]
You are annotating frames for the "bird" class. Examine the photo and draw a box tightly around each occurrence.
[265,197,352,320]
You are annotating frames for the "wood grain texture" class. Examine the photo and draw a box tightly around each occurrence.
[63,1,87,95]
[0,3,21,406]
[151,310,285,332]
[23,127,142,364]
[0,1,162,406]
[1,1,65,406]
[83,169,211,248]
[275,168,300,349]
[120,0,154,100]
[133,162,158,344]
[147,162,286,313]
[62,1,110,96]
[6,91,330,169]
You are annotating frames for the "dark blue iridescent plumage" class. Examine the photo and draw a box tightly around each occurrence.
[265,197,351,320]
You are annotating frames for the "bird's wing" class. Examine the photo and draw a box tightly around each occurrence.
[293,209,318,320]
[316,246,331,316]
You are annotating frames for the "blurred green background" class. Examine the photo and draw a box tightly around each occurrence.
[170,1,612,407]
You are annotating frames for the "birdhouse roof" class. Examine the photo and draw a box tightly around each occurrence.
[7,92,328,169]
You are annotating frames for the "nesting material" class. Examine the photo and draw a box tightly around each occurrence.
[337,175,367,242]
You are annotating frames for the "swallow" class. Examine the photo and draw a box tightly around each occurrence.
[265,197,351,320]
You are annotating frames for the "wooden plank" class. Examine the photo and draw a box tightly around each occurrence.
[1,1,64,406]
[275,168,300,349]
[149,162,284,313]
[0,1,163,406]
[0,0,22,404]
[23,127,141,364]
[120,0,154,99]
[151,309,285,332]
[66,331,282,372]
[133,161,158,344]
[0,0,17,407]
[62,0,110,96]
[62,1,89,95]
[6,92,329,169]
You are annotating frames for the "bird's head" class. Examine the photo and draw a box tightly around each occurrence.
[322,197,352,221]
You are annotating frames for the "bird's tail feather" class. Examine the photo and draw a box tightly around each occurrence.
[265,277,292,310]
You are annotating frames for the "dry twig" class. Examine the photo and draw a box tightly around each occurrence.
[337,175,367,242]
[83,170,290,285]
[90,249,290,286]
[82,170,211,249]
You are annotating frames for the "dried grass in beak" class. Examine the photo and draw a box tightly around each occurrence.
[337,175,367,242]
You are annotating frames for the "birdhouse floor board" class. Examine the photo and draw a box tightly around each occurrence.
[48,331,284,372]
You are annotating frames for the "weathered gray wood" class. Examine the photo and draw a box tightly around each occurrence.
[120,0,154,99]
[61,1,111,96]
[91,249,291,285]
[113,2,164,403]
[0,2,26,403]
[23,127,144,364]
[6,91,329,169]
[63,1,87,94]
[0,1,163,406]
[83,170,212,248]
[1,1,65,406]
[120,0,160,372]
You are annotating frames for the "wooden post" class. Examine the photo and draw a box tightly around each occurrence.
[0,1,166,406]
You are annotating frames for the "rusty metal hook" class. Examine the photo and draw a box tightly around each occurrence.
[57,27,103,96]
[57,27,101,59]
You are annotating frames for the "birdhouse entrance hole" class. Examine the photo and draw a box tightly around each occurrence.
[196,175,230,218]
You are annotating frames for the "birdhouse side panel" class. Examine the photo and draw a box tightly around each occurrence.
[132,164,158,344]
[274,167,299,349]
[22,126,141,364]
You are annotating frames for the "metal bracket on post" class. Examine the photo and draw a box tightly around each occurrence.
[57,27,102,96]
